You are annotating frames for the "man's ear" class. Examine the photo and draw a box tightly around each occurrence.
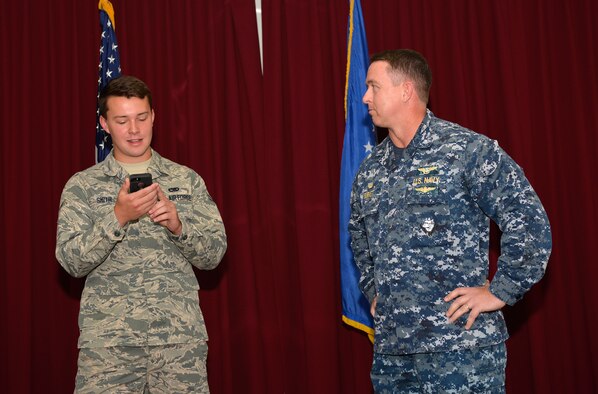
[402,81,415,102]
[99,116,110,134]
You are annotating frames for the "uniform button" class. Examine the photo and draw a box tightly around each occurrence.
[114,230,121,237]
[182,235,188,240]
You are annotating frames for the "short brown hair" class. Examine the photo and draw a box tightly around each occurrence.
[370,49,432,104]
[98,75,153,118]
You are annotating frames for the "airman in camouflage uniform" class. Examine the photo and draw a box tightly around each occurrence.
[349,50,551,393]
[56,76,226,393]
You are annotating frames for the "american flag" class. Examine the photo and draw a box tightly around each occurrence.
[96,0,121,163]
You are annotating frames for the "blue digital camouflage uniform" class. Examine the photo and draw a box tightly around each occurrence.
[349,110,551,356]
[56,150,227,391]
[371,342,507,393]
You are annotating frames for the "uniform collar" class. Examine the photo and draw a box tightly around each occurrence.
[377,109,436,169]
[408,109,435,151]
[101,148,170,179]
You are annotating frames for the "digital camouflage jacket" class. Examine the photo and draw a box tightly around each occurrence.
[349,110,551,355]
[56,150,227,348]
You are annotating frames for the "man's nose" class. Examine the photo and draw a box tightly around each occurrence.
[362,88,371,104]
[129,120,140,133]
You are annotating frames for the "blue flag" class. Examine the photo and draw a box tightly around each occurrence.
[96,0,121,163]
[340,0,376,340]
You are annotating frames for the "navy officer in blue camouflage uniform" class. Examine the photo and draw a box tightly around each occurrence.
[349,49,551,393]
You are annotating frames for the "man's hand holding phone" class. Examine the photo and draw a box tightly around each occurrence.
[148,187,183,236]
[114,176,159,227]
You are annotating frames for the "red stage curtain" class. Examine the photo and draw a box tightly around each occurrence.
[0,0,596,393]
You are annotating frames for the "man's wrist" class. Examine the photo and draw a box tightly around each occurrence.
[114,205,129,227]
[171,220,183,236]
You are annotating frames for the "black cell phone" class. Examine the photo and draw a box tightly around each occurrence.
[129,173,152,193]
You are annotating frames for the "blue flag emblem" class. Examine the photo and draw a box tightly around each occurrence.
[339,0,376,339]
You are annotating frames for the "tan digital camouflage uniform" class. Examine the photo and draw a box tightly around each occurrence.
[76,342,209,393]
[56,149,226,392]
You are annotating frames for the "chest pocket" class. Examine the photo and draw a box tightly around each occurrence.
[405,185,451,248]
[405,162,452,247]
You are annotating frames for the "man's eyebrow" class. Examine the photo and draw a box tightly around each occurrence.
[112,111,149,119]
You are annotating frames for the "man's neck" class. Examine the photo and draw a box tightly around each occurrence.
[388,108,426,148]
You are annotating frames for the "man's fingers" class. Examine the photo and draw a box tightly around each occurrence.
[135,184,159,207]
[444,287,466,302]
[447,302,478,330]
[150,204,168,221]
[447,300,469,319]
[370,296,378,317]
[465,309,480,330]
[120,178,130,194]
[156,185,167,201]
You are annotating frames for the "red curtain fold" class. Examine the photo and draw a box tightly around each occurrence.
[1,0,596,393]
